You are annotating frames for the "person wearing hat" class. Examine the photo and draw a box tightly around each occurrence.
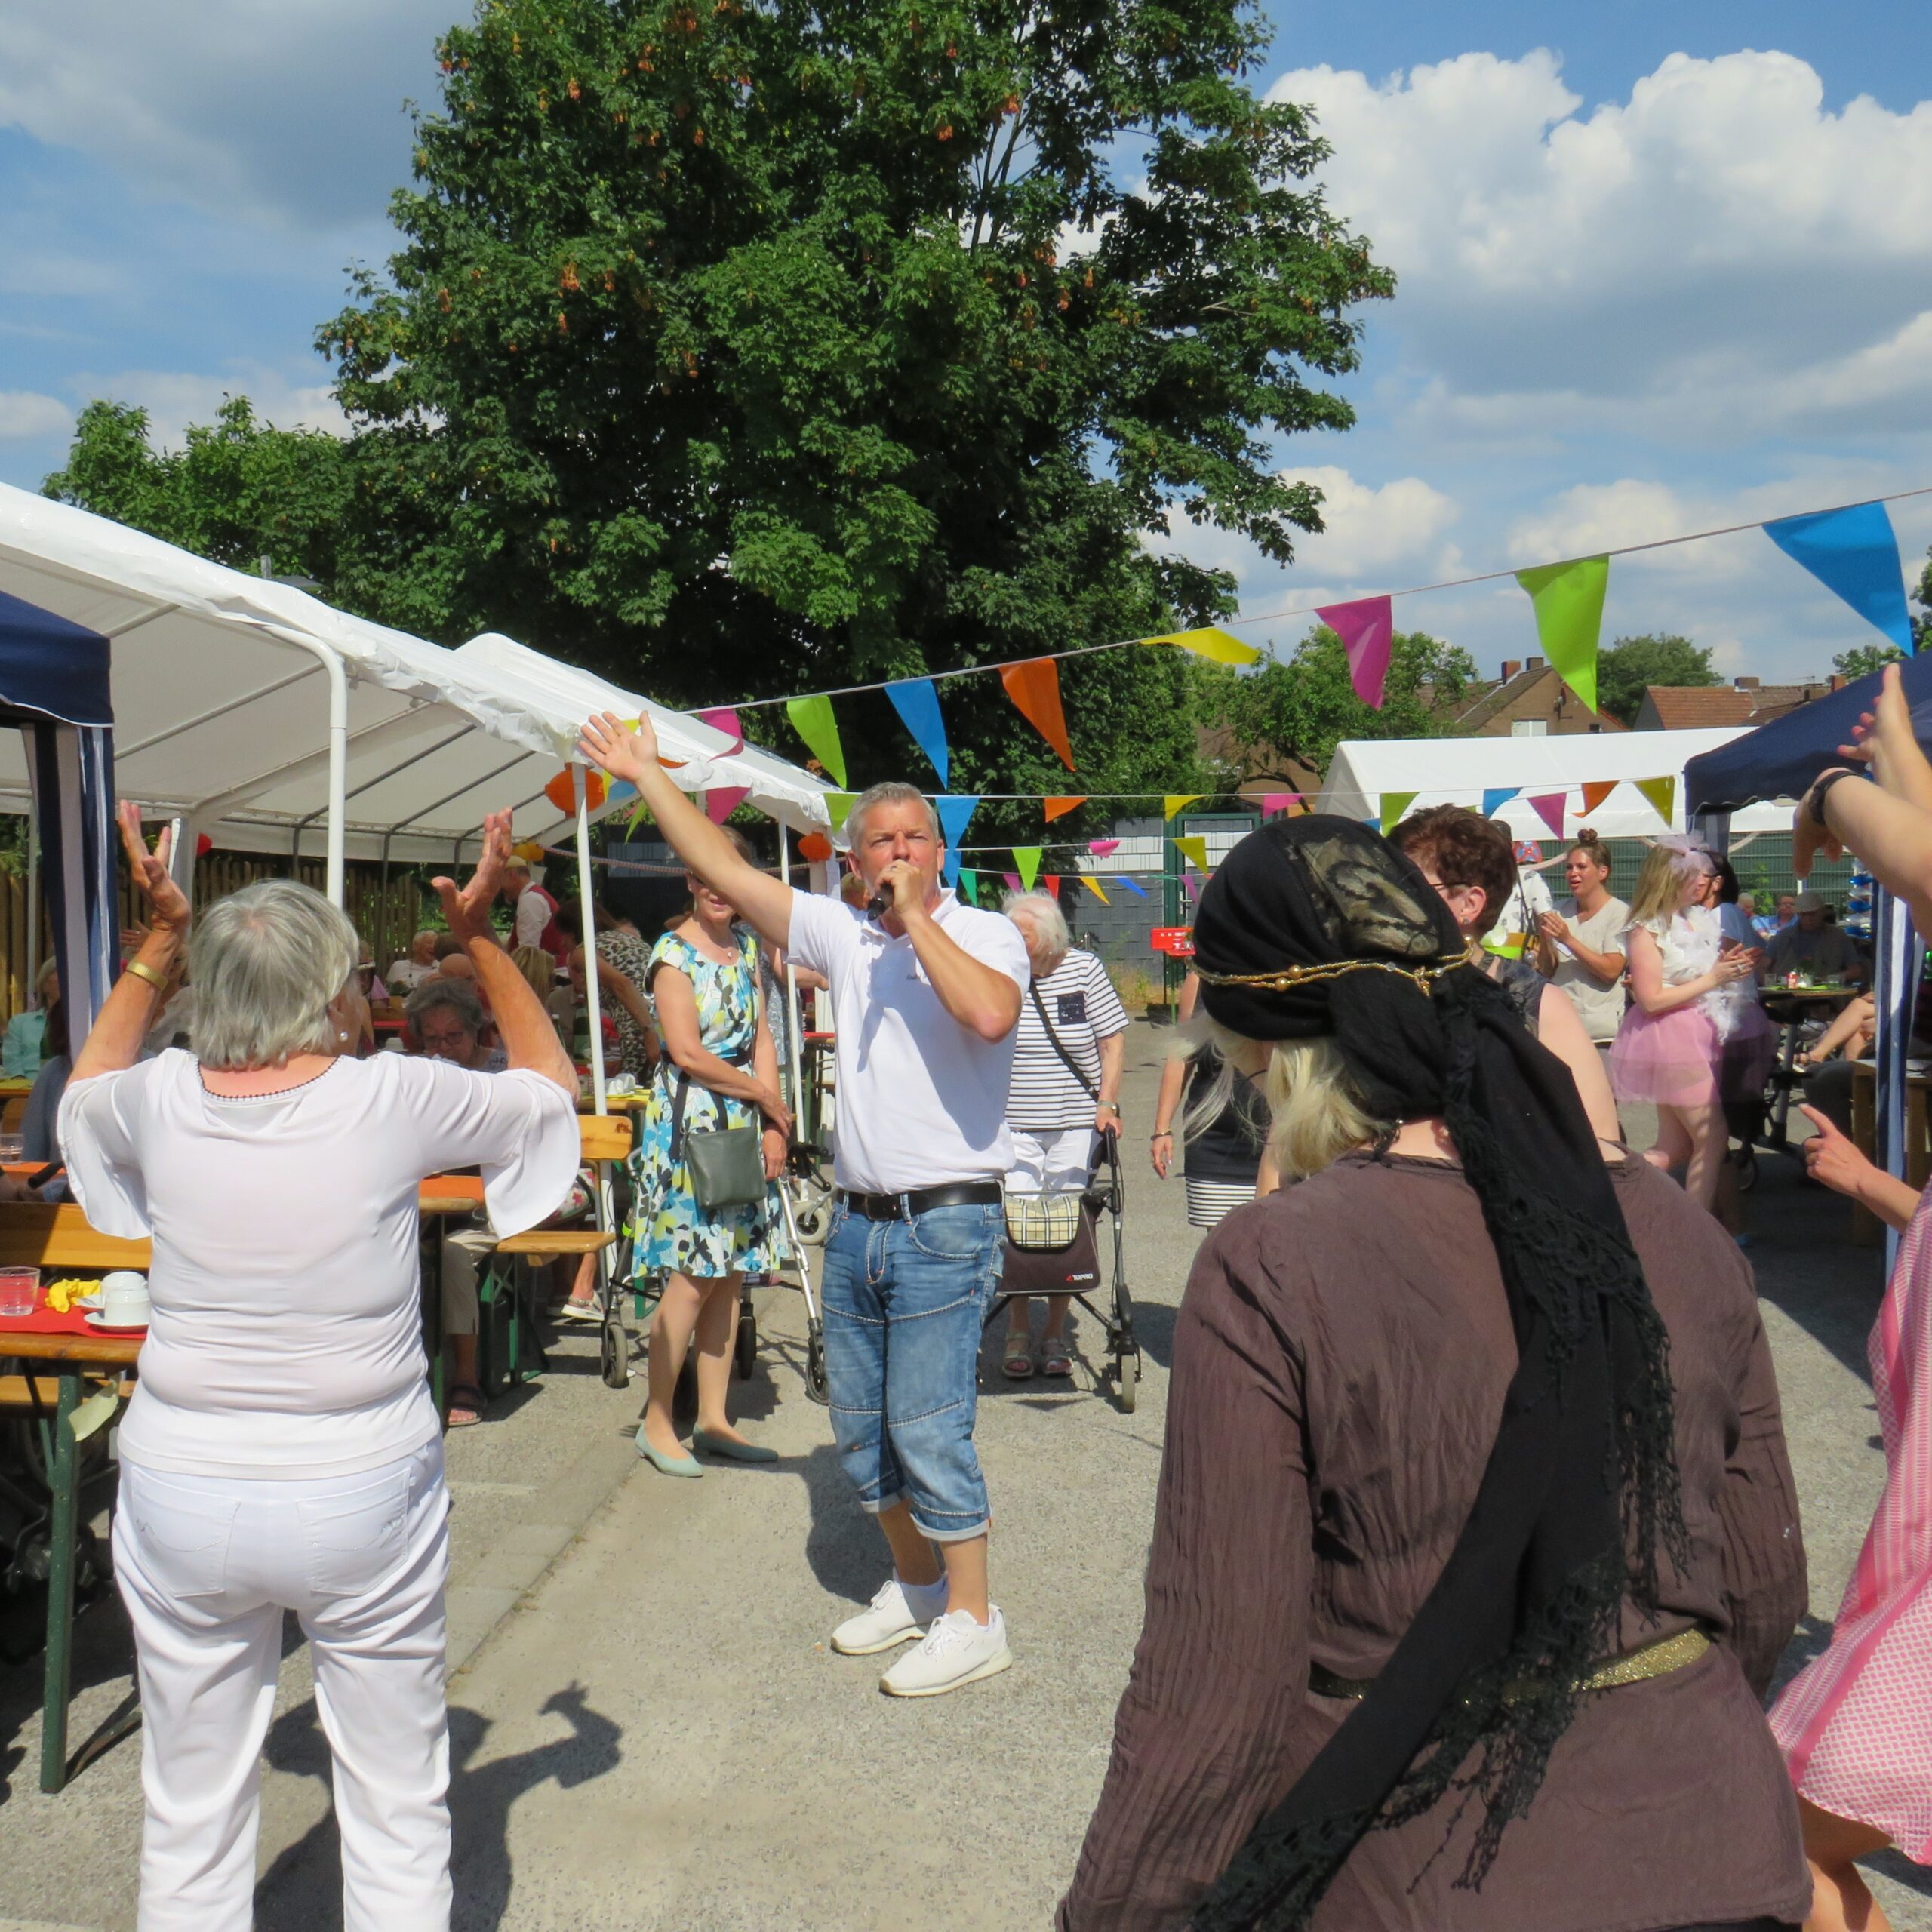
[1059,815,1807,1931]
[500,856,568,965]
[1761,891,1863,983]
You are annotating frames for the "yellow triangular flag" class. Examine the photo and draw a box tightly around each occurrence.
[1164,794,1204,820]
[1078,875,1110,906]
[1146,626,1263,666]
[1380,791,1418,829]
[1175,835,1209,872]
[1634,776,1676,825]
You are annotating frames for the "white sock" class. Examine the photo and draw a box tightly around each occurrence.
[900,1574,949,1614]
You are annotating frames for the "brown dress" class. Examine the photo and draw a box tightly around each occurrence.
[1059,1148,1810,1932]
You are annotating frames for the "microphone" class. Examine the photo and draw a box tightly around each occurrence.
[865,888,891,919]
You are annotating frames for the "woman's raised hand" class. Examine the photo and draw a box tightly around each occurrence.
[432,809,512,943]
[117,801,190,934]
[578,711,657,789]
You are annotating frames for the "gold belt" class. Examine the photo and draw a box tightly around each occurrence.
[1309,1627,1711,1703]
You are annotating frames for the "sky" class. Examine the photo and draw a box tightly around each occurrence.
[1,0,1927,688]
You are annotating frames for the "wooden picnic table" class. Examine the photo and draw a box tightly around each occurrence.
[1850,1061,1930,1245]
[1761,983,1863,1149]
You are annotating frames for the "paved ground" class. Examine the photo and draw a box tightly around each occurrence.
[0,1020,1926,1928]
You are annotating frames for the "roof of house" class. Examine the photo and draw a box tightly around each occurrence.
[1455,661,1624,734]
[1637,687,1761,729]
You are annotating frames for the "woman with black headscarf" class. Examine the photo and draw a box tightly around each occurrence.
[1059,817,1808,1932]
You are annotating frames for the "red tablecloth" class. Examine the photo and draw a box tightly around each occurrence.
[0,1303,138,1340]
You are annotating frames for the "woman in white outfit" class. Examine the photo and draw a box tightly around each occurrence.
[60,805,579,1932]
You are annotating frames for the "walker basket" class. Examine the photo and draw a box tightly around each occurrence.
[1004,1191,1085,1252]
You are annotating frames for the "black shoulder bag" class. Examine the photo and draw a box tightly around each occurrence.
[666,1051,768,1210]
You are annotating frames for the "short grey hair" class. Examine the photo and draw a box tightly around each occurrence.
[845,781,940,847]
[1004,891,1069,959]
[188,880,359,1070]
[405,977,487,1039]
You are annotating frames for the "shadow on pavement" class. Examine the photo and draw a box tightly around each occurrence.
[1740,1155,1887,1388]
[255,1682,623,1932]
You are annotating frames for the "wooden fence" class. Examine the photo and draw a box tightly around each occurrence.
[0,855,431,1026]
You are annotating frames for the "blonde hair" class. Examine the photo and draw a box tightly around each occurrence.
[1627,844,1710,926]
[510,944,555,998]
[1182,1021,1389,1183]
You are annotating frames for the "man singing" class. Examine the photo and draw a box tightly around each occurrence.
[580,713,1026,1699]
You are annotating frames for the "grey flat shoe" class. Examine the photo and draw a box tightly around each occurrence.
[692,1428,779,1464]
[636,1435,702,1477]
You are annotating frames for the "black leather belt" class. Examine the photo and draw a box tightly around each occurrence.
[836,1182,1004,1221]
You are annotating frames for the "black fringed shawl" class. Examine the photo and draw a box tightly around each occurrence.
[1187,818,1687,1930]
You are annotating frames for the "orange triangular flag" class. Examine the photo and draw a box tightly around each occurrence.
[1579,780,1617,817]
[1044,795,1086,820]
[1000,658,1075,771]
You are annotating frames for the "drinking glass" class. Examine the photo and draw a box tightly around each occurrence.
[0,1268,39,1319]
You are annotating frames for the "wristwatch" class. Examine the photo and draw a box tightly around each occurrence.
[1804,766,1864,826]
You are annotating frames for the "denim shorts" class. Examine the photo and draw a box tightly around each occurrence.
[820,1198,1005,1543]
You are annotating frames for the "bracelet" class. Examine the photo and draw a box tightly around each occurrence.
[1151,1129,1172,1140]
[1804,767,1864,827]
[123,958,169,992]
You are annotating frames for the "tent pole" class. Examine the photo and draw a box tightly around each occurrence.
[24,810,38,1004]
[323,654,348,907]
[782,823,804,1109]
[574,767,607,1118]
[1872,883,1920,1272]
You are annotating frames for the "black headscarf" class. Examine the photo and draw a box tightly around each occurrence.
[1187,818,1686,1930]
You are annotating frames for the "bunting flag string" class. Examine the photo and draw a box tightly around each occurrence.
[884,678,951,787]
[786,694,848,789]
[1000,659,1076,771]
[1763,503,1915,655]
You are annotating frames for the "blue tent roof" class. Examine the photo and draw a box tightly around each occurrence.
[0,589,112,730]
[1684,657,1925,814]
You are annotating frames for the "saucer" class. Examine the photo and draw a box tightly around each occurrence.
[83,1309,148,1332]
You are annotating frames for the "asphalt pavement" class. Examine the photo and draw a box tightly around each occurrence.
[0,1020,1923,1929]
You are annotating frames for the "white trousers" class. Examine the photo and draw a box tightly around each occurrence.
[112,1442,452,1932]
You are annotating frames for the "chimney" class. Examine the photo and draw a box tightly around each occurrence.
[1734,675,1760,690]
[1500,659,1521,680]
[1829,674,1846,693]
[1526,656,1546,672]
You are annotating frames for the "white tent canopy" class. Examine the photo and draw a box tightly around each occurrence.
[0,486,829,879]
[1315,728,1797,839]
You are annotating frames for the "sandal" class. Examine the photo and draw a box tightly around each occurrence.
[1041,1342,1074,1379]
[556,1297,601,1324]
[445,1383,487,1429]
[1002,1333,1035,1380]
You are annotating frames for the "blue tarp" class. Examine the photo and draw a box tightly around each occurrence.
[1684,657,1930,814]
[0,589,112,731]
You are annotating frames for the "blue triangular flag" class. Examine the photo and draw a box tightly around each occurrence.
[886,678,952,786]
[1764,502,1915,655]
[1114,875,1146,899]
[1482,787,1520,818]
[935,794,980,886]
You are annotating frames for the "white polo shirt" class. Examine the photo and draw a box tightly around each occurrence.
[787,888,1029,1194]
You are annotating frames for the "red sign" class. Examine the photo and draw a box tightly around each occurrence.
[1150,925,1195,958]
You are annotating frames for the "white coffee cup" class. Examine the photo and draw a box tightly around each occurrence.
[100,1272,150,1327]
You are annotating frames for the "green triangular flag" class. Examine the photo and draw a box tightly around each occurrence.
[1634,776,1676,825]
[1014,847,1043,891]
[958,868,977,905]
[1380,791,1418,829]
[826,791,857,833]
[1515,555,1609,713]
[786,694,848,789]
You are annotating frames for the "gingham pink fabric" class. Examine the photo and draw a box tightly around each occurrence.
[1770,1186,1932,1857]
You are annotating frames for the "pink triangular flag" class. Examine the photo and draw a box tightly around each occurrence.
[697,706,745,755]
[1527,792,1567,839]
[1317,596,1395,709]
[1002,871,1021,891]
[1183,872,1202,901]
[1088,838,1120,857]
[705,785,751,824]
[1260,792,1300,817]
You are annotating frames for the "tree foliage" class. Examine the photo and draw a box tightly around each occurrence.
[1593,632,1716,727]
[1832,642,1908,681]
[42,399,353,586]
[1202,624,1477,780]
[308,0,1389,794]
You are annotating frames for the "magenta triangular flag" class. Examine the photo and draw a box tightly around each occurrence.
[1527,792,1567,839]
[697,706,744,755]
[1002,872,1021,892]
[1317,596,1395,709]
[705,786,750,825]
[1088,838,1121,857]
[1260,793,1300,817]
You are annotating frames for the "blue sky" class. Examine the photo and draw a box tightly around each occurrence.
[2,0,1928,686]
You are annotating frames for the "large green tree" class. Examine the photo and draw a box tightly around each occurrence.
[309,0,1389,798]
[1201,623,1476,779]
[1593,633,1716,727]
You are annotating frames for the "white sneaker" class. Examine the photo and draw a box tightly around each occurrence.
[879,1607,1012,1697]
[831,1578,942,1656]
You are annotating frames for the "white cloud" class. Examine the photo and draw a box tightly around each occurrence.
[1274,466,1460,577]
[0,0,453,229]
[1269,50,1932,438]
[0,392,72,440]
[69,368,347,451]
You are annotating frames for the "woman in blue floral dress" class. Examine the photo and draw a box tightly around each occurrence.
[631,835,791,1475]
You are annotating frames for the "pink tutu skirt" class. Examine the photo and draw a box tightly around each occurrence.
[1609,1003,1721,1106]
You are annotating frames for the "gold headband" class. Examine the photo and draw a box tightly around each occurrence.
[1191,956,1465,995]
